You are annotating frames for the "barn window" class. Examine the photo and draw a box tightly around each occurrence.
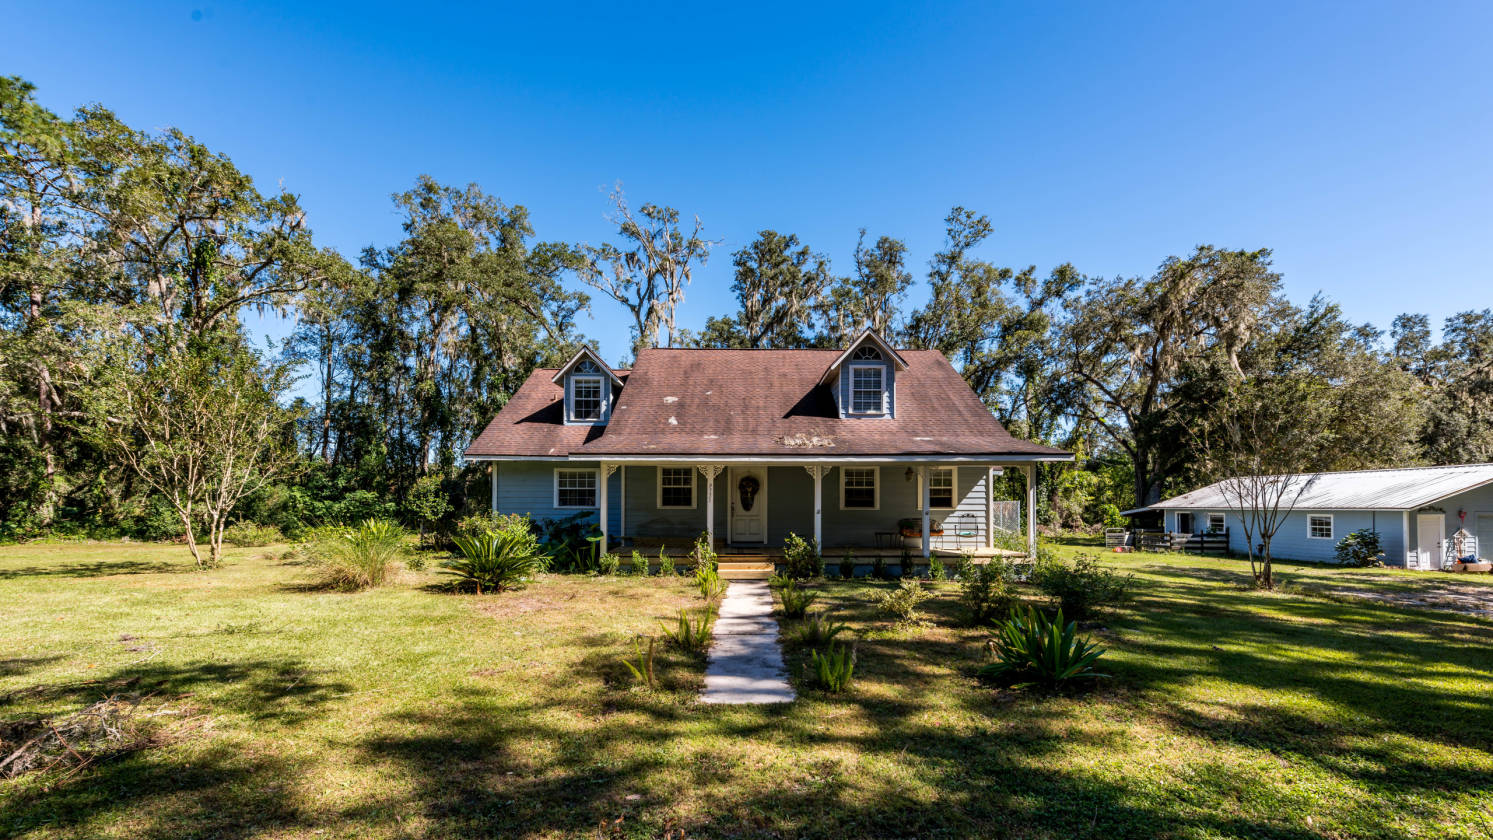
[1308,514,1333,540]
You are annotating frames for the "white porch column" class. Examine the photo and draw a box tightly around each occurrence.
[1402,509,1411,568]
[804,465,828,550]
[619,466,627,540]
[1024,463,1038,558]
[489,462,498,512]
[920,466,932,559]
[698,464,724,549]
[986,466,995,549]
[600,462,618,551]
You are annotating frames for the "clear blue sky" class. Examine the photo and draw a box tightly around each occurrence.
[10,1,1492,368]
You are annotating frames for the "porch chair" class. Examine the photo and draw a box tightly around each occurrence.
[949,512,980,550]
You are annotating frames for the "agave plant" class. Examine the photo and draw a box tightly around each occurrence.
[978,606,1108,689]
[442,532,546,594]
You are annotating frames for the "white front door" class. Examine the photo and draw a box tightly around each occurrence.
[1416,513,1445,570]
[728,467,768,544]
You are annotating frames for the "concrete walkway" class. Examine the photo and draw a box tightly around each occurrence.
[700,581,794,704]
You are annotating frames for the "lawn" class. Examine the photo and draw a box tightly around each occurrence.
[1,540,1490,839]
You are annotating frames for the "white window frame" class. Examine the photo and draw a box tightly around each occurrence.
[568,375,604,423]
[840,466,880,510]
[1307,514,1334,540]
[847,364,886,415]
[656,466,696,510]
[1207,512,1226,534]
[553,468,599,509]
[919,466,957,510]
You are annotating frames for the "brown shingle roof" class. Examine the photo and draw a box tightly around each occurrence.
[464,348,1069,460]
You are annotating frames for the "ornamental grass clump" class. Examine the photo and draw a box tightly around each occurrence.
[978,606,1108,690]
[660,607,715,655]
[309,518,407,591]
[442,532,546,594]
[807,643,856,692]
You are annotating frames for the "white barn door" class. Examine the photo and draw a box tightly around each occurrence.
[1416,513,1444,570]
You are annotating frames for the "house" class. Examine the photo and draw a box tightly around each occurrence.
[1133,464,1493,569]
[463,330,1071,564]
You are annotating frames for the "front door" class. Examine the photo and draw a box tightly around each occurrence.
[1416,513,1444,570]
[1176,512,1194,534]
[728,467,768,544]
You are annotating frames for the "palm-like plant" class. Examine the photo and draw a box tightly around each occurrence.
[784,611,850,649]
[807,643,856,692]
[442,532,546,593]
[772,578,818,618]
[978,606,1108,689]
[659,607,715,654]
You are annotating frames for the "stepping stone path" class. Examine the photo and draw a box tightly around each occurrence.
[700,581,794,704]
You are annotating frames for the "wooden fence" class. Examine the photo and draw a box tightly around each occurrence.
[1108,529,1230,556]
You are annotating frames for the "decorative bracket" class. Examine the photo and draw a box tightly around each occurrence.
[802,465,830,479]
[696,464,724,480]
[601,463,620,477]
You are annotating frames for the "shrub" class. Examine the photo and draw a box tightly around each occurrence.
[657,547,675,577]
[960,559,1017,625]
[309,518,406,591]
[928,556,946,581]
[871,556,889,580]
[782,532,824,579]
[404,553,427,571]
[696,564,728,602]
[874,579,933,625]
[785,611,850,649]
[221,522,284,547]
[405,474,452,545]
[619,635,657,689]
[979,606,1108,690]
[1098,503,1128,530]
[454,512,540,554]
[1030,553,1131,620]
[693,532,717,572]
[597,552,620,576]
[838,552,855,580]
[1335,529,1385,567]
[807,643,856,692]
[660,607,715,654]
[441,532,546,593]
[773,578,819,618]
[900,550,919,579]
[631,550,650,576]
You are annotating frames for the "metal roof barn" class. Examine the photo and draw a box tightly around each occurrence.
[1139,464,1493,512]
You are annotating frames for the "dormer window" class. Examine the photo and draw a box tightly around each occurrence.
[850,365,885,414]
[570,376,603,422]
[852,346,883,361]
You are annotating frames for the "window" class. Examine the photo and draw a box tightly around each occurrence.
[841,467,879,509]
[570,376,603,422]
[849,365,884,414]
[924,467,955,509]
[852,345,883,361]
[555,469,598,508]
[1308,514,1333,540]
[1207,512,1226,534]
[657,467,695,509]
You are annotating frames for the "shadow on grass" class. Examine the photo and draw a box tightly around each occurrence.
[0,559,188,580]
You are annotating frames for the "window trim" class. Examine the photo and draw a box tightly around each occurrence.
[1206,512,1226,534]
[847,363,886,415]
[553,468,600,509]
[568,375,605,423]
[840,466,880,510]
[918,466,957,510]
[1307,513,1334,540]
[656,466,696,510]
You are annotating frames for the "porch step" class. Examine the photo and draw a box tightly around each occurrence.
[717,560,775,580]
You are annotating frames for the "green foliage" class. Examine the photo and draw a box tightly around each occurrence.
[874,579,933,626]
[1335,529,1386,567]
[659,607,715,654]
[1098,503,1128,530]
[784,611,849,649]
[960,559,1018,625]
[619,635,656,689]
[695,564,727,602]
[405,474,451,543]
[221,522,284,548]
[806,643,856,692]
[454,512,541,559]
[772,577,819,619]
[871,556,889,580]
[537,513,602,573]
[1030,553,1131,620]
[597,552,620,576]
[657,547,675,577]
[979,606,1108,690]
[928,556,946,581]
[630,550,649,576]
[781,532,823,579]
[309,518,407,591]
[693,532,717,572]
[838,552,855,580]
[441,531,546,593]
[900,550,919,579]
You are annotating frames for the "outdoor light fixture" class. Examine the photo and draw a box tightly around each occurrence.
[905,467,916,482]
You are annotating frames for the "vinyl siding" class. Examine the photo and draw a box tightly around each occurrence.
[833,362,896,419]
[1405,482,1493,566]
[494,460,620,534]
[1169,508,1405,565]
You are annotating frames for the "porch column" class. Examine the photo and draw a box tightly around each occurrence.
[600,462,617,551]
[803,465,828,550]
[697,464,724,549]
[489,462,498,512]
[619,466,627,540]
[1402,510,1411,568]
[1024,463,1037,558]
[985,466,995,548]
[921,466,932,559]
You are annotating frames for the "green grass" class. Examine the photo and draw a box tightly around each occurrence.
[2,540,1491,839]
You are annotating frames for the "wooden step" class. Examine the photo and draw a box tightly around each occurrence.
[717,560,775,580]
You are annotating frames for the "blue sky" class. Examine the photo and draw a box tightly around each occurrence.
[10,1,1492,369]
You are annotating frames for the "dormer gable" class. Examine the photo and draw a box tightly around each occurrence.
[551,346,623,425]
[819,330,908,419]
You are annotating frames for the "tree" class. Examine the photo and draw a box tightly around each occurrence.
[1059,246,1281,508]
[1419,310,1493,463]
[815,231,911,345]
[695,230,832,349]
[578,185,713,353]
[82,337,302,567]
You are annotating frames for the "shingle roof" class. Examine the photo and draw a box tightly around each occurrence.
[1142,463,1493,512]
[464,347,1068,461]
